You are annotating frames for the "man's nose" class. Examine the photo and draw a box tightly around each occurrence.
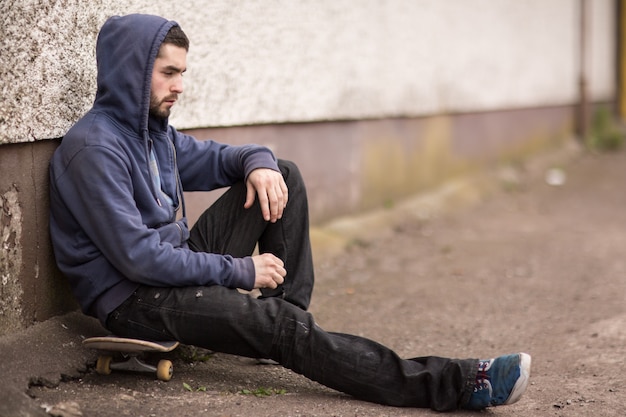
[172,76,183,93]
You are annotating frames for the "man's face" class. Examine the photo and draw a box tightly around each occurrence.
[150,43,187,119]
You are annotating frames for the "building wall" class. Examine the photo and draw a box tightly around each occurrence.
[0,0,617,333]
[0,0,616,143]
[182,106,574,226]
[0,141,77,333]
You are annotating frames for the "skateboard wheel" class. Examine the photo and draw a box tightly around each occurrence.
[96,355,112,375]
[156,359,173,381]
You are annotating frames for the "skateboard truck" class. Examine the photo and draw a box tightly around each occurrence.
[83,336,180,381]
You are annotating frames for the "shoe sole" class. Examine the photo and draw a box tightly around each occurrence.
[504,353,531,405]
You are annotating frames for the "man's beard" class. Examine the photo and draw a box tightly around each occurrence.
[149,93,176,119]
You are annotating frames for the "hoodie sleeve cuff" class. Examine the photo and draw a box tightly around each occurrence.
[243,150,279,179]
[228,256,256,291]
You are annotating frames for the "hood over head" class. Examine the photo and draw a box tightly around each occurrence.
[94,14,179,134]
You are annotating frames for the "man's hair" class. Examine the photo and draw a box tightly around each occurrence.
[162,25,189,51]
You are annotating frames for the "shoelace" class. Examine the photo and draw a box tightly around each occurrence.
[474,359,494,396]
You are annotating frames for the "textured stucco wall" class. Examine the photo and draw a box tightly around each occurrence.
[0,0,108,143]
[167,0,614,128]
[0,0,616,144]
[0,185,23,332]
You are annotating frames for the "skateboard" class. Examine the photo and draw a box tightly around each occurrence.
[83,336,180,381]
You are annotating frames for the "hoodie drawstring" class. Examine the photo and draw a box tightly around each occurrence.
[145,134,163,207]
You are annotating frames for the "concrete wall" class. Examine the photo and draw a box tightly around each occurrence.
[183,106,574,226]
[0,0,618,333]
[0,140,77,333]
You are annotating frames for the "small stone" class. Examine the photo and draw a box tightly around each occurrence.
[45,401,83,417]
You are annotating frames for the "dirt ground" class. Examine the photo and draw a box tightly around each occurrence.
[4,145,626,416]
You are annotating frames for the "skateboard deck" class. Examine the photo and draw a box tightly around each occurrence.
[83,336,180,381]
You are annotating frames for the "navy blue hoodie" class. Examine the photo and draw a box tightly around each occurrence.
[49,14,278,325]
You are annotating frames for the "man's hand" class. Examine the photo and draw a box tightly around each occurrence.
[245,168,288,223]
[251,253,286,289]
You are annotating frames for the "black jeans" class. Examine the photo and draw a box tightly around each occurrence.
[106,160,477,411]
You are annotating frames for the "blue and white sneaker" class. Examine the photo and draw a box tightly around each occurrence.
[464,353,531,410]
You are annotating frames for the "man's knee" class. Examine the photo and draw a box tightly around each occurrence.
[278,159,297,174]
[277,159,304,186]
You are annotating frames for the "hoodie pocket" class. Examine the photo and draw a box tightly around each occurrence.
[156,218,190,248]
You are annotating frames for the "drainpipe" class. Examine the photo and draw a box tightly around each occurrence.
[578,0,590,141]
[615,0,626,120]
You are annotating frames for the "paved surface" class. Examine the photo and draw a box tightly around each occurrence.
[1,143,625,416]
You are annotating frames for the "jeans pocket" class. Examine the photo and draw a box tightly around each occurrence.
[105,291,136,330]
[106,288,174,341]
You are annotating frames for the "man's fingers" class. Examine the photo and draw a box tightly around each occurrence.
[246,169,289,223]
[244,181,257,209]
[247,180,271,221]
[252,253,286,289]
[271,180,288,221]
[267,187,281,222]
[258,191,271,221]
[281,180,288,208]
[272,255,285,269]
